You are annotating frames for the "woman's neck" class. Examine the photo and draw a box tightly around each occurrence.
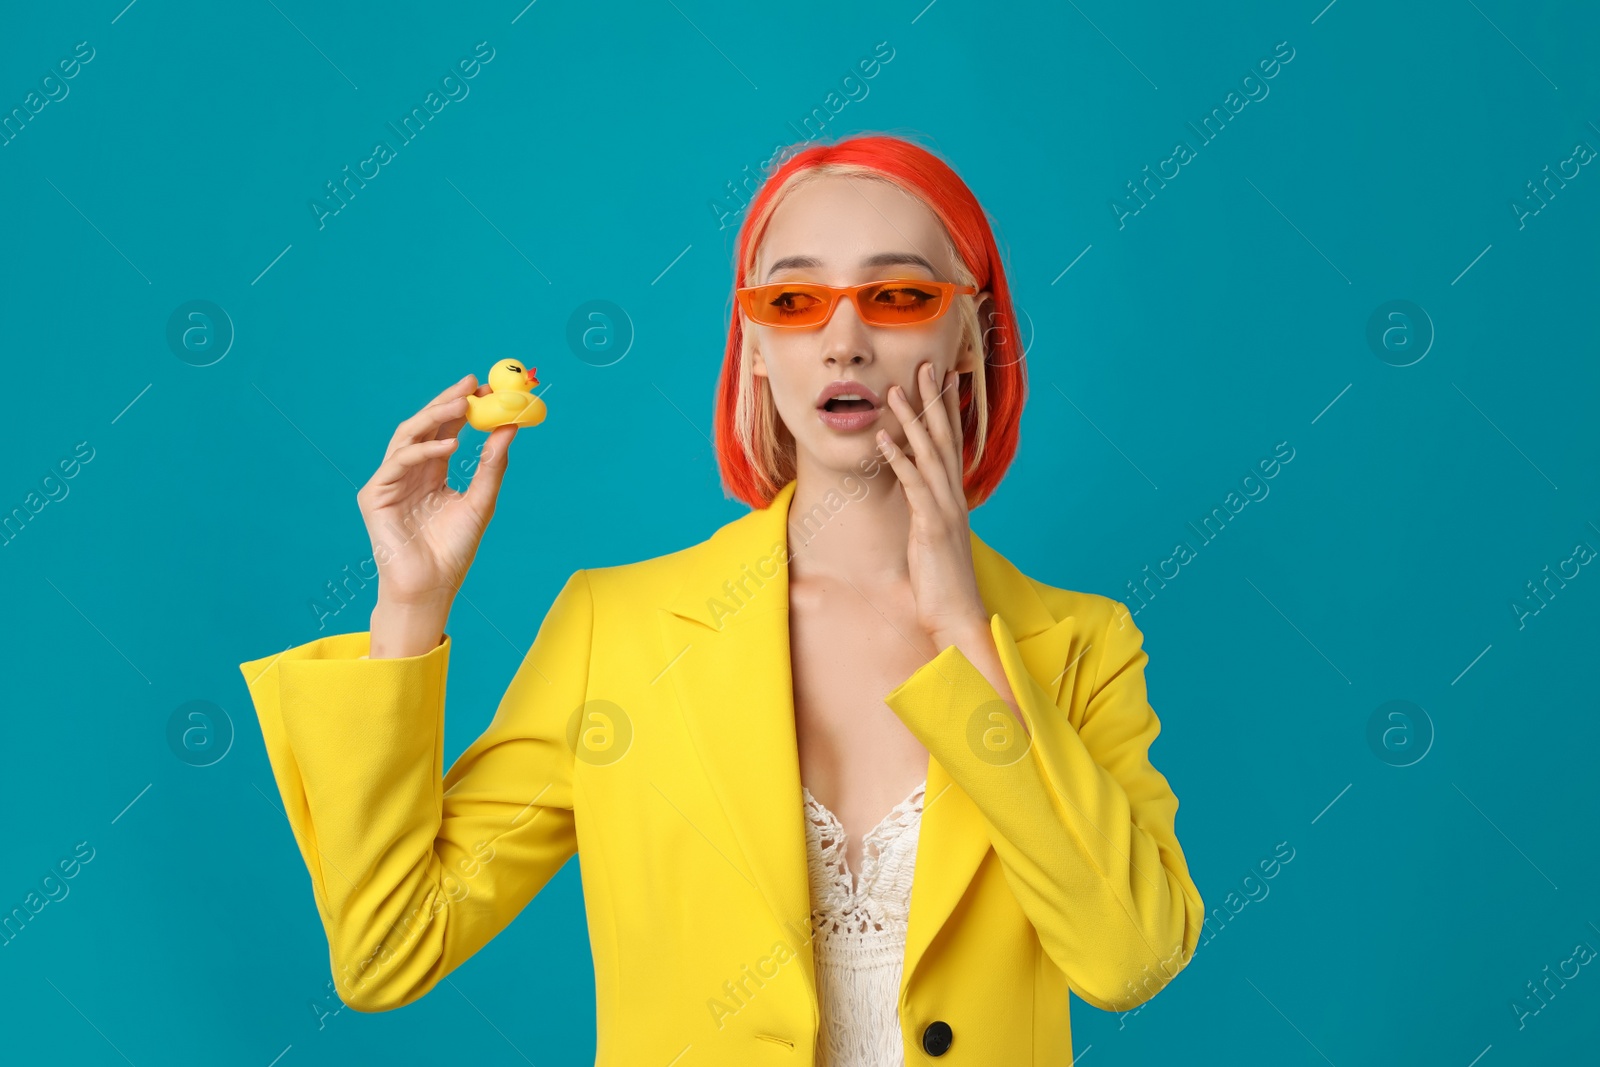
[785,456,910,586]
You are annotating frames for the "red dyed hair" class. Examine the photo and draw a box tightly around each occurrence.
[713,132,1027,510]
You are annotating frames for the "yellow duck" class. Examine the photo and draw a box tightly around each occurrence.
[465,358,548,432]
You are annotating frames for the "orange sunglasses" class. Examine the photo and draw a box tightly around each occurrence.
[736,278,978,329]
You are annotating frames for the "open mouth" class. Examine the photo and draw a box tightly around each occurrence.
[815,382,884,430]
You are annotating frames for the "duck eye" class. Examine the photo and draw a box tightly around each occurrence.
[508,364,521,372]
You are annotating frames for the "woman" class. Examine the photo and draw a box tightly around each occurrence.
[240,134,1204,1066]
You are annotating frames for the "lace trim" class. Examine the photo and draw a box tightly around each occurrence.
[803,780,926,1065]
[802,780,925,962]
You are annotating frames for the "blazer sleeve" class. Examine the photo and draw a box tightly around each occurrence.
[237,569,593,1013]
[883,599,1204,1013]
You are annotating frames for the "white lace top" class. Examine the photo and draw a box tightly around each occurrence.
[801,778,927,1067]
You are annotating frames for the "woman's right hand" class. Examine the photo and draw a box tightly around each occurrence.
[357,374,519,657]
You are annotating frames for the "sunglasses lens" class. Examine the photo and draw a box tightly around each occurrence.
[859,282,946,325]
[747,284,831,326]
[742,280,955,326]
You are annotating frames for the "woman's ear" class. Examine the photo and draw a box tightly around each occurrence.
[745,317,768,377]
[955,289,995,374]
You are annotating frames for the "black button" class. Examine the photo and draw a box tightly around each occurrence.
[922,1020,953,1056]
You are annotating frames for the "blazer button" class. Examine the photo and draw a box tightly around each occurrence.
[922,1020,953,1056]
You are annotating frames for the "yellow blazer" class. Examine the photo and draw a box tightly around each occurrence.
[239,478,1204,1065]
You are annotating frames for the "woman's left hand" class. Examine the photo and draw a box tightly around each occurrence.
[877,361,991,648]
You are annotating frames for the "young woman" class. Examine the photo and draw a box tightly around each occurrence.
[241,134,1204,1067]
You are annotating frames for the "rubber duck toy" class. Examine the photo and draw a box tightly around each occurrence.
[465,358,548,431]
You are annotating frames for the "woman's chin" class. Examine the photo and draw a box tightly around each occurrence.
[797,435,894,480]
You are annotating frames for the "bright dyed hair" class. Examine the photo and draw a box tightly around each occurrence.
[713,132,1027,510]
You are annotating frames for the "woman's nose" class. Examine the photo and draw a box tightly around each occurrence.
[819,297,872,365]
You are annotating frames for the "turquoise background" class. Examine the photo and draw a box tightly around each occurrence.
[2,1,1597,1064]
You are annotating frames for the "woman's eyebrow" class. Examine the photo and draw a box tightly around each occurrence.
[862,251,938,274]
[764,251,940,281]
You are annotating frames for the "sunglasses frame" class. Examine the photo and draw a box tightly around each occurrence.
[735,278,979,329]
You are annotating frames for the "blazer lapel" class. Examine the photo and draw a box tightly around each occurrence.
[657,479,1085,1008]
[658,479,817,999]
